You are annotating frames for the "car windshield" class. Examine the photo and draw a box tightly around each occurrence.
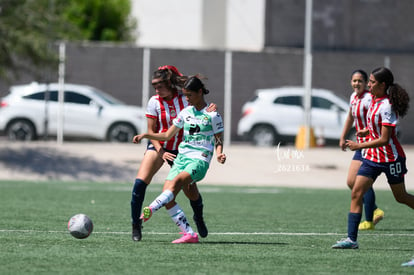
[91,88,125,105]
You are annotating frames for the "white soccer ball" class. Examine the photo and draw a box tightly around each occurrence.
[67,214,93,239]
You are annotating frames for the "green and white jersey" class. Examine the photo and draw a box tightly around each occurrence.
[172,105,224,163]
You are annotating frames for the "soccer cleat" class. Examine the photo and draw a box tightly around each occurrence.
[401,259,414,267]
[132,220,142,241]
[358,221,375,230]
[193,216,208,238]
[332,237,359,249]
[172,232,199,244]
[140,207,153,222]
[373,208,385,225]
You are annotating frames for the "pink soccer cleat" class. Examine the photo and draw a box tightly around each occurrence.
[172,233,199,244]
[140,207,153,222]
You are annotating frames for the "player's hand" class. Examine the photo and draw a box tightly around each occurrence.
[206,102,217,112]
[162,151,176,162]
[345,140,359,151]
[217,153,226,164]
[339,138,347,151]
[357,128,369,137]
[132,134,145,143]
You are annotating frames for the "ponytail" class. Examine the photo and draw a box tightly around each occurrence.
[389,83,410,117]
[372,67,410,117]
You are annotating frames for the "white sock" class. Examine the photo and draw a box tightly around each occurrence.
[148,190,174,213]
[167,203,194,235]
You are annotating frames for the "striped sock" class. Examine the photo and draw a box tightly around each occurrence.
[167,203,194,235]
[148,190,174,213]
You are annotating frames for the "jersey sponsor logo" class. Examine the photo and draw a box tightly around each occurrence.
[185,115,211,126]
[202,116,209,126]
[189,124,201,135]
[184,134,214,146]
[170,108,177,118]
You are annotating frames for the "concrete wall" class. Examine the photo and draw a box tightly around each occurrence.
[265,0,414,52]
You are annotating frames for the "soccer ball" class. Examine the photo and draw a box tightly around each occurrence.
[67,214,93,239]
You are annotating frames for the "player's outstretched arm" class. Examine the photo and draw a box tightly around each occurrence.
[133,125,181,144]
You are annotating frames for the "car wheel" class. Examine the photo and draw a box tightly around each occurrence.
[107,122,137,143]
[6,119,36,141]
[250,125,277,147]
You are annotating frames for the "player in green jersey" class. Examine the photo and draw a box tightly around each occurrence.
[132,75,226,243]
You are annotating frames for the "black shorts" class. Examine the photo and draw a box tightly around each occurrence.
[352,150,363,161]
[146,142,178,167]
[357,156,408,184]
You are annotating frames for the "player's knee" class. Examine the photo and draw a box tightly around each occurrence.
[184,185,199,200]
[346,180,354,190]
[350,189,363,202]
[163,181,180,196]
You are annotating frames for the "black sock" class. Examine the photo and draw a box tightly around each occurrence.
[130,178,147,225]
[190,195,204,219]
[348,212,362,242]
[363,188,376,221]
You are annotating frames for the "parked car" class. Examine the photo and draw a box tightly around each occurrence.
[0,82,146,142]
[237,86,352,146]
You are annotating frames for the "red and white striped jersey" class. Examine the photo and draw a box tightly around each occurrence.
[364,94,405,162]
[145,92,188,150]
[349,90,371,144]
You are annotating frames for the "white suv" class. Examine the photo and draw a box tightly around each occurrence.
[0,82,146,142]
[237,86,351,146]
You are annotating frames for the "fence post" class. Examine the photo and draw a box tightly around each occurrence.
[57,42,66,145]
[142,48,151,108]
[224,50,232,147]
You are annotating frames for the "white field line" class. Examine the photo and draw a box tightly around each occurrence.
[1,229,414,237]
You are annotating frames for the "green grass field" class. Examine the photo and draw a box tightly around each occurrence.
[1,180,414,274]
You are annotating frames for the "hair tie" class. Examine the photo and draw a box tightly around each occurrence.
[157,65,183,76]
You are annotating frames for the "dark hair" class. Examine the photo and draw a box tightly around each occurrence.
[372,67,410,117]
[351,69,368,82]
[152,65,188,89]
[183,75,209,94]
